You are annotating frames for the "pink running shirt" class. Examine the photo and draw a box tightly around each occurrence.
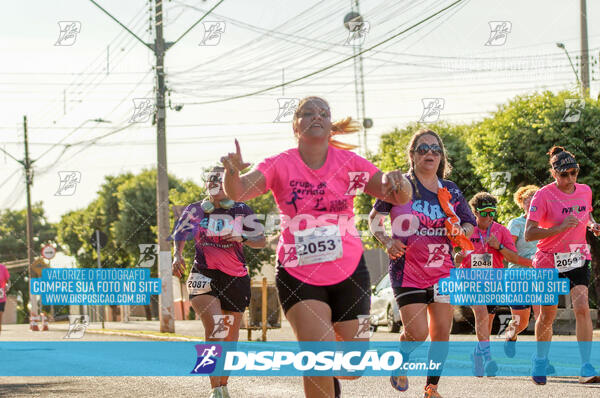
[460,222,516,269]
[256,146,379,286]
[528,183,592,269]
[0,264,9,303]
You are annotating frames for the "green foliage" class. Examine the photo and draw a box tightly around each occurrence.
[0,203,56,320]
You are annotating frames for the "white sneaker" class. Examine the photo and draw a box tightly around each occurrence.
[209,386,224,398]
[222,385,231,398]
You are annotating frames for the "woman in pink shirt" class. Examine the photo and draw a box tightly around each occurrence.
[455,192,531,377]
[221,96,412,398]
[0,263,10,335]
[525,146,600,385]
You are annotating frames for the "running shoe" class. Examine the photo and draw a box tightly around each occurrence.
[531,357,548,385]
[333,377,341,398]
[423,384,442,398]
[484,359,498,377]
[471,350,484,377]
[546,363,556,375]
[390,374,409,392]
[221,385,231,398]
[579,362,600,384]
[209,386,224,398]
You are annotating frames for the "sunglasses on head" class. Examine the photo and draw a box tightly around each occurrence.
[414,143,442,156]
[558,169,578,178]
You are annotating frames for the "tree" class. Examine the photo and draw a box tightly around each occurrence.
[0,203,56,321]
[468,90,600,309]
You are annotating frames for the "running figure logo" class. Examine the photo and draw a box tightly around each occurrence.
[570,244,590,261]
[130,98,156,123]
[425,244,449,268]
[55,171,81,196]
[64,315,89,339]
[419,98,444,123]
[485,21,512,46]
[191,344,223,374]
[496,315,519,339]
[210,315,234,339]
[274,98,300,123]
[282,244,299,268]
[286,191,303,213]
[169,206,198,241]
[199,22,225,46]
[345,172,369,195]
[55,21,81,46]
[561,99,585,123]
[345,21,370,46]
[136,244,158,268]
[354,315,378,338]
[205,171,225,195]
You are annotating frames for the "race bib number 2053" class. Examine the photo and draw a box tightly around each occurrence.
[294,225,343,266]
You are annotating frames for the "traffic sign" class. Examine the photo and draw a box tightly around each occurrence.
[31,258,49,278]
[41,244,56,260]
[90,230,108,249]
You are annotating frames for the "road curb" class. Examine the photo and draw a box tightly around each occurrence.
[86,328,203,342]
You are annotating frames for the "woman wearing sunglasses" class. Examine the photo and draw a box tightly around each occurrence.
[171,166,267,398]
[455,192,532,377]
[221,96,412,398]
[369,129,476,398]
[525,146,600,385]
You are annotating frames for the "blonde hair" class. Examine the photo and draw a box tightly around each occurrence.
[513,185,538,207]
[293,96,359,150]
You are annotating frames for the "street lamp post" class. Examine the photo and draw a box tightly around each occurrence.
[557,42,582,93]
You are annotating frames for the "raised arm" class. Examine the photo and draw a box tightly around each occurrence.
[365,170,412,205]
[221,139,267,201]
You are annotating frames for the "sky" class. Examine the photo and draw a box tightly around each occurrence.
[1,0,599,224]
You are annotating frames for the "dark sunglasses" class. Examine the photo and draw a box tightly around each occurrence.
[414,143,442,156]
[478,210,496,218]
[558,169,578,178]
[207,175,223,183]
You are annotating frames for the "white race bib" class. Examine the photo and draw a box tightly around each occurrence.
[294,225,343,266]
[553,252,583,270]
[471,253,493,268]
[186,273,212,295]
[433,282,450,303]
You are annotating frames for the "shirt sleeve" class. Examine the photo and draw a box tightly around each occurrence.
[500,225,517,251]
[373,199,393,215]
[255,154,282,194]
[527,190,546,223]
[170,203,201,241]
[452,184,476,226]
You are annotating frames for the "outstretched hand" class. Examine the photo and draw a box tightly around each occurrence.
[220,139,251,174]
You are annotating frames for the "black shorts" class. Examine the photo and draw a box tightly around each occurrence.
[276,255,370,322]
[0,301,5,312]
[188,268,251,313]
[393,285,450,308]
[559,262,591,289]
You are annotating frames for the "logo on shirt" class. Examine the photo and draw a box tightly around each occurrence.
[345,172,369,195]
[569,244,590,260]
[529,206,537,212]
[561,205,586,215]
[425,244,449,268]
[191,344,223,374]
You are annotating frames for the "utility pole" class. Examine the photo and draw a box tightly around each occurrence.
[580,0,590,96]
[154,0,175,333]
[23,116,38,318]
[89,0,224,333]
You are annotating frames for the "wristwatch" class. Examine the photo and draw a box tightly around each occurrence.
[498,243,504,250]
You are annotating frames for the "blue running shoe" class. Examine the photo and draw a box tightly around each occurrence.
[485,359,498,377]
[390,374,409,392]
[504,337,517,358]
[579,363,600,384]
[531,357,548,385]
[471,350,485,377]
